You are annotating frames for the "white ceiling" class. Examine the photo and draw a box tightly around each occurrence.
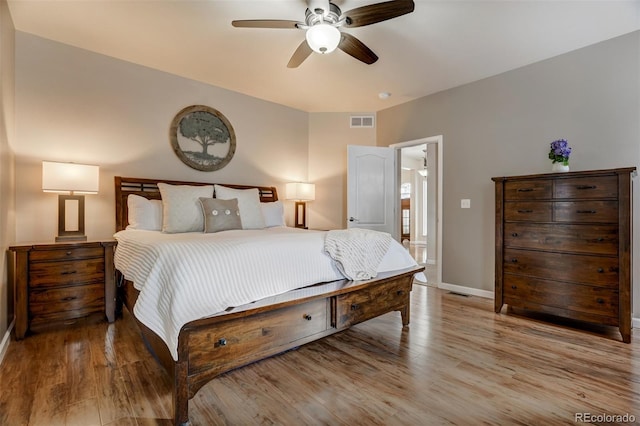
[7,0,640,113]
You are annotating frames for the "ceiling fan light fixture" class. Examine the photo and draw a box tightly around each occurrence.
[306,24,340,54]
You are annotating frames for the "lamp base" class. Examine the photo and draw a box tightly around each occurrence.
[57,194,87,242]
[294,201,307,229]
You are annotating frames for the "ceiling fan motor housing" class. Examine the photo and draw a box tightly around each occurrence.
[304,2,342,27]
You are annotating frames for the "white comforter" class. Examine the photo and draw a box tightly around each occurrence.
[114,227,420,360]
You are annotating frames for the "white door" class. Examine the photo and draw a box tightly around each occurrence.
[347,145,396,238]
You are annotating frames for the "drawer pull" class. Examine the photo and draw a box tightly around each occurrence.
[511,285,517,290]
[596,298,605,304]
[66,251,72,256]
[511,233,518,237]
[62,296,76,301]
[576,185,597,190]
[61,270,78,276]
[396,290,405,296]
[517,209,533,213]
[217,338,227,347]
[510,258,518,263]
[597,267,604,273]
[576,210,596,214]
[517,188,534,192]
[597,237,604,242]
[303,314,312,321]
[351,303,360,311]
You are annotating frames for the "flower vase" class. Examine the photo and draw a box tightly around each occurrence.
[552,162,570,173]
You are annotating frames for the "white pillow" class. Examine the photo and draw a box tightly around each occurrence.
[126,194,163,231]
[158,183,214,233]
[261,201,285,227]
[214,185,266,229]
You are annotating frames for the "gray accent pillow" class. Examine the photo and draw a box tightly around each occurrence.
[199,197,242,233]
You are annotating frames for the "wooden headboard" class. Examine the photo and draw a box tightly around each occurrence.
[115,176,279,232]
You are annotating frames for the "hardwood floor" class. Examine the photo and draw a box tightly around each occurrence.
[1,284,638,425]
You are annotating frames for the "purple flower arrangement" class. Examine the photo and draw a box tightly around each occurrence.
[548,139,571,165]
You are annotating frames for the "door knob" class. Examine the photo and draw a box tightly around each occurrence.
[349,217,359,222]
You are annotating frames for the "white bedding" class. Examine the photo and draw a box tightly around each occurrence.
[114,226,420,360]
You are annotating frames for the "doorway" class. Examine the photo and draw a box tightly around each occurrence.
[391,136,443,286]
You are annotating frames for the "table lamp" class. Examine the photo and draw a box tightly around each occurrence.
[286,182,315,229]
[42,161,99,242]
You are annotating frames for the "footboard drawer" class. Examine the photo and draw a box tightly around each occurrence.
[334,281,411,329]
[188,298,329,376]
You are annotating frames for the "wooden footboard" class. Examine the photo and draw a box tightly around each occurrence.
[118,266,423,425]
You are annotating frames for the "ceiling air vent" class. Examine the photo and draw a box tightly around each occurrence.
[350,115,375,128]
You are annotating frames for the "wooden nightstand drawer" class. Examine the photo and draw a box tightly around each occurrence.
[334,280,410,329]
[29,283,105,324]
[29,258,105,289]
[188,298,329,376]
[29,246,104,262]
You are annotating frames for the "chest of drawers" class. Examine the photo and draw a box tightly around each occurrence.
[9,241,117,339]
[492,168,635,342]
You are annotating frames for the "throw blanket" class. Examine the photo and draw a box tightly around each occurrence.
[324,228,392,280]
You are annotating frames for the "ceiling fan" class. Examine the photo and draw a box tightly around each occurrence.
[231,0,415,68]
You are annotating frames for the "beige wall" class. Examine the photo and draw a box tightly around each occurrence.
[308,113,376,230]
[13,33,309,242]
[0,0,15,353]
[377,31,640,314]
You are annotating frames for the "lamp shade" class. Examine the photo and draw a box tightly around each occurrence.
[305,24,340,54]
[286,182,315,201]
[42,161,99,194]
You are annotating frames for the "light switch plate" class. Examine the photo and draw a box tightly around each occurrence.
[461,199,471,208]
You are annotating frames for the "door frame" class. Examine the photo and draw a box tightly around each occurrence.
[390,135,443,285]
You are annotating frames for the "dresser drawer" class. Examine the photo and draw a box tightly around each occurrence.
[188,298,329,376]
[504,180,552,200]
[29,258,105,289]
[503,274,618,319]
[29,283,105,325]
[503,249,618,287]
[554,201,618,223]
[29,246,104,262]
[334,281,410,329]
[554,176,618,199]
[504,223,618,255]
[504,202,552,222]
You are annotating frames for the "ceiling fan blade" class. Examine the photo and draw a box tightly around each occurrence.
[342,0,415,28]
[338,33,378,65]
[287,40,314,68]
[232,20,300,29]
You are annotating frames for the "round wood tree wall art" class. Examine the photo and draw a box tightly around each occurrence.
[170,105,236,171]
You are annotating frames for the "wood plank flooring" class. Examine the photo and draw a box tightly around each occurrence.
[1,284,638,425]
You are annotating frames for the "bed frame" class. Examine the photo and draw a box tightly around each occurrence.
[114,176,424,425]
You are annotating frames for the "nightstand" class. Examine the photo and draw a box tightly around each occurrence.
[8,240,117,339]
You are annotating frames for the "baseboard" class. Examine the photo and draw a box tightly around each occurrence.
[0,319,14,366]
[438,282,494,299]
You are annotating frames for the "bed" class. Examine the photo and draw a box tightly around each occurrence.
[113,176,425,425]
